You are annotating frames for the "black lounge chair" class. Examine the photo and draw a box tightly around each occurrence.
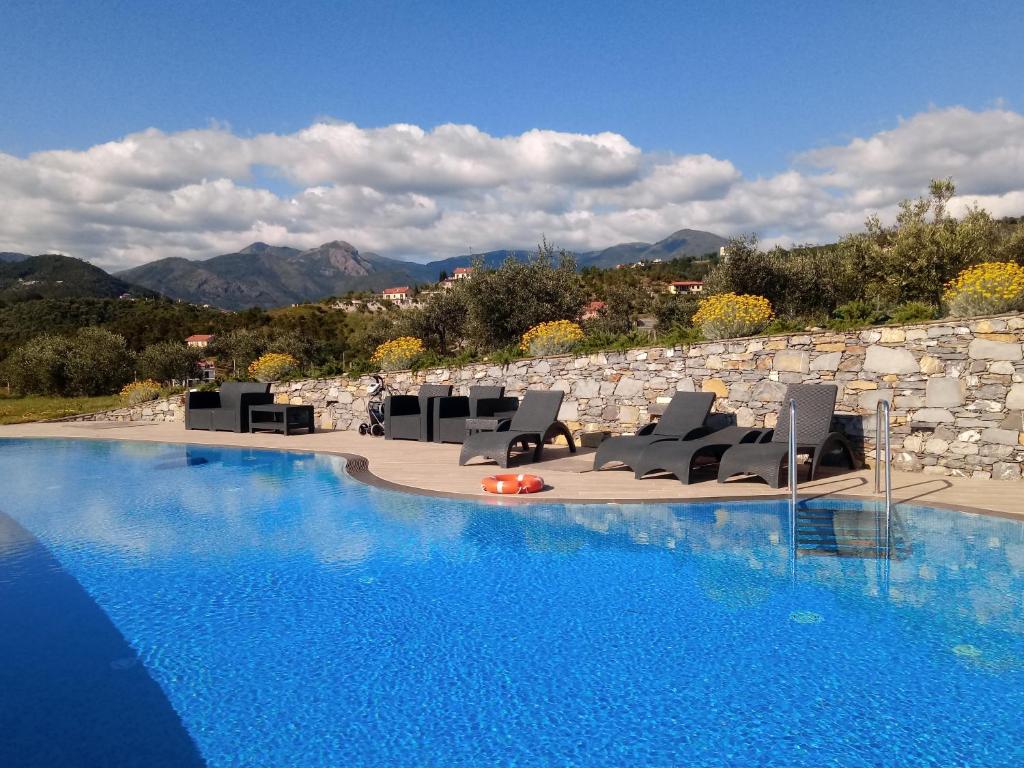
[632,426,771,483]
[185,382,273,433]
[592,391,716,472]
[432,386,520,444]
[458,390,576,468]
[717,384,857,488]
[384,384,453,441]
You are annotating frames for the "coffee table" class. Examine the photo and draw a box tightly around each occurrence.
[248,404,315,435]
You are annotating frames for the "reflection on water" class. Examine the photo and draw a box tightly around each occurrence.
[1,438,1023,767]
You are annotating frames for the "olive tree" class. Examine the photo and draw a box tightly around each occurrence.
[137,341,204,385]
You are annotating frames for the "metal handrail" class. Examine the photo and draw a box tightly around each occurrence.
[788,398,798,570]
[874,399,893,557]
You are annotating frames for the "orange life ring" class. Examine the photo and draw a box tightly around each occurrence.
[481,473,544,495]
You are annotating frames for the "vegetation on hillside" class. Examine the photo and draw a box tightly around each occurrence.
[3,179,1024,404]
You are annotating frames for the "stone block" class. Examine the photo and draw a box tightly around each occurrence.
[879,328,906,344]
[846,380,878,391]
[981,428,1020,446]
[810,351,842,371]
[702,378,729,398]
[815,342,847,353]
[912,408,955,424]
[999,411,1024,431]
[968,339,1023,361]
[574,379,600,398]
[1006,384,1024,410]
[614,376,644,397]
[773,350,810,373]
[751,380,787,402]
[558,401,579,421]
[617,405,639,423]
[924,438,949,454]
[675,377,697,392]
[992,462,1023,481]
[864,345,918,374]
[918,355,944,375]
[925,377,965,408]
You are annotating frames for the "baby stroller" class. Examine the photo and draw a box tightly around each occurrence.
[358,374,391,436]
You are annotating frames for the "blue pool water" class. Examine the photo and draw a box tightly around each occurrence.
[1,438,1023,767]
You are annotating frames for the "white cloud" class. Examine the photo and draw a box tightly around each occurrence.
[0,106,1022,270]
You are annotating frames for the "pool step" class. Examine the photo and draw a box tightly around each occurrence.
[794,507,909,560]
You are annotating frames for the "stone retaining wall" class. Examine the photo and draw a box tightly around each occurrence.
[58,394,185,423]
[67,313,1024,480]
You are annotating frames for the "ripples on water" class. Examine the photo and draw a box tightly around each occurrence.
[1,438,1022,767]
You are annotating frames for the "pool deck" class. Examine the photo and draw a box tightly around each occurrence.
[2,420,1022,517]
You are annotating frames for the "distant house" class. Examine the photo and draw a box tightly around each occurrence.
[452,267,473,280]
[186,334,215,348]
[440,278,456,290]
[667,280,704,295]
[382,286,412,304]
[581,300,606,320]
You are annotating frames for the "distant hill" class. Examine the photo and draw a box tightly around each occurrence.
[0,255,158,302]
[111,227,728,309]
[0,252,30,263]
[579,229,728,269]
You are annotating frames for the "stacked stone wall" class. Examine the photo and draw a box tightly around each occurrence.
[65,314,1024,480]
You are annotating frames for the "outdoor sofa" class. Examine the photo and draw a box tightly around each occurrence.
[185,382,274,433]
[384,384,453,441]
[432,385,520,444]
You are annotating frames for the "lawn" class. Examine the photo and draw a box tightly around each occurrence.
[0,393,121,424]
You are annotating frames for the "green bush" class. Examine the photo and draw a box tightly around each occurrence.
[890,301,939,325]
[137,341,203,385]
[827,300,888,330]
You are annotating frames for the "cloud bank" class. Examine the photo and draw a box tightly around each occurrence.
[1,106,1022,270]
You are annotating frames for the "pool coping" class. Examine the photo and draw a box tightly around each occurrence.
[3,433,1019,521]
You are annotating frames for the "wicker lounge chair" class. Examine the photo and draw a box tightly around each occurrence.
[458,390,575,468]
[717,384,857,488]
[185,382,273,433]
[592,391,716,471]
[432,386,520,444]
[384,384,453,441]
[631,426,771,483]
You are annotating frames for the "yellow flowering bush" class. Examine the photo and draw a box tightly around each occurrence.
[371,337,425,371]
[693,293,774,340]
[944,262,1024,317]
[520,320,585,356]
[119,379,161,405]
[248,352,298,382]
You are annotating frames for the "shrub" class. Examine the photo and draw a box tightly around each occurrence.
[520,320,585,356]
[692,293,774,340]
[137,341,203,385]
[64,328,135,396]
[890,301,939,325]
[120,379,161,405]
[827,300,888,330]
[2,334,72,395]
[370,337,425,371]
[943,262,1024,317]
[248,352,299,382]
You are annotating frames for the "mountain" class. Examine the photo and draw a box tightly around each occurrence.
[0,255,158,302]
[119,241,436,309]
[114,227,728,309]
[579,229,728,269]
[0,252,30,263]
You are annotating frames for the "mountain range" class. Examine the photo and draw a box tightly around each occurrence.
[0,228,727,310]
[116,228,727,309]
[0,254,158,302]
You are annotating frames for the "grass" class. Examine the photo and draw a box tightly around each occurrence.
[0,393,121,424]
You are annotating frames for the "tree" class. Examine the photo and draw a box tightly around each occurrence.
[2,334,72,395]
[462,240,588,349]
[398,288,468,354]
[64,328,134,396]
[137,341,203,385]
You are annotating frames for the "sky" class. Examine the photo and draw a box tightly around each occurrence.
[1,0,1023,269]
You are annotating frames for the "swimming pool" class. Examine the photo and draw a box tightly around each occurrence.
[1,438,1022,767]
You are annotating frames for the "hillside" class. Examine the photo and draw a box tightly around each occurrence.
[110,227,729,309]
[580,229,728,269]
[0,252,30,263]
[0,254,157,302]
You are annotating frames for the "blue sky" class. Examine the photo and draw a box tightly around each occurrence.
[1,0,1023,266]
[3,0,1021,174]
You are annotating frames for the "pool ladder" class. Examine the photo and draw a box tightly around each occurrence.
[787,398,897,565]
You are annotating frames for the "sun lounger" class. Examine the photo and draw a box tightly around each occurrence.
[458,390,575,468]
[717,384,857,488]
[632,426,771,483]
[592,391,716,471]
